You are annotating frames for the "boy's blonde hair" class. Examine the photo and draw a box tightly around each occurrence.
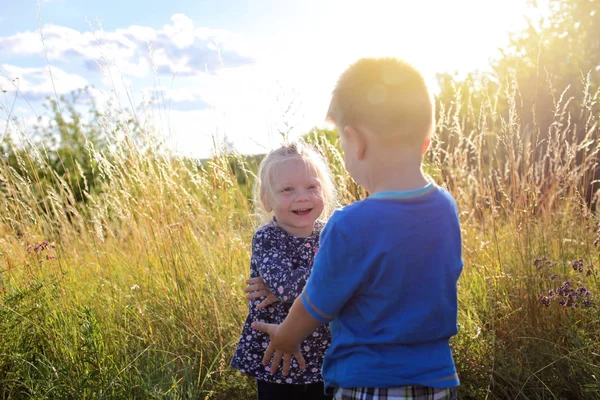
[327,58,435,145]
[254,141,337,224]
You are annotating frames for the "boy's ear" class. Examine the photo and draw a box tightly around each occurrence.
[343,126,368,161]
[421,138,431,155]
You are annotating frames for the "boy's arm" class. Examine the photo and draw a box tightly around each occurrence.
[252,295,321,350]
[252,296,321,375]
[253,233,312,303]
[298,214,365,323]
[253,212,368,374]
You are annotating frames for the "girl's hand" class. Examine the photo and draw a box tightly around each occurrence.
[245,277,279,310]
[251,321,306,376]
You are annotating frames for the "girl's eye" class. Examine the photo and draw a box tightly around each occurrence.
[308,185,317,190]
[282,187,294,193]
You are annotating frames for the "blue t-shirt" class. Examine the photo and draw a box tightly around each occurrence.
[301,182,463,389]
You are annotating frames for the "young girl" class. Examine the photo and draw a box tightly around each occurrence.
[231,142,336,400]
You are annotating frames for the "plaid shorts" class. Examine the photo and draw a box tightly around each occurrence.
[334,386,458,400]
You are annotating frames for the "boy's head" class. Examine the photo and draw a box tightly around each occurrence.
[326,58,434,185]
[327,58,434,145]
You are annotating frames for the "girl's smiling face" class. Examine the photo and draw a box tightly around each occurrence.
[266,157,324,237]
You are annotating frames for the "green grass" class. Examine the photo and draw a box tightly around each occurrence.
[1,79,600,399]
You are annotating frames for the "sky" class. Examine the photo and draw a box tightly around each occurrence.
[0,0,545,158]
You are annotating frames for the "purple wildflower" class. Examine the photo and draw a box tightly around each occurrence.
[534,257,548,269]
[572,259,584,273]
[539,295,551,307]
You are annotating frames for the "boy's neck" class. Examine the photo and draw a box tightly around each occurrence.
[365,149,430,194]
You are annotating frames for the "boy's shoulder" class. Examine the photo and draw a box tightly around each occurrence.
[330,184,458,224]
[330,200,367,220]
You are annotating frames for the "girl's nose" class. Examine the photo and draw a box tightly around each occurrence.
[295,189,310,201]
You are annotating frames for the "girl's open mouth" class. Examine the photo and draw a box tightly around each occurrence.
[292,208,312,216]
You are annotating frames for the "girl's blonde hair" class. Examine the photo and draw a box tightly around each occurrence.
[254,141,337,224]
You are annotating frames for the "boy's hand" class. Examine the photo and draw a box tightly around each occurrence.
[251,321,306,375]
[245,277,279,310]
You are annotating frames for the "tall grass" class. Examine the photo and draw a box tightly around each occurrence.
[1,74,599,399]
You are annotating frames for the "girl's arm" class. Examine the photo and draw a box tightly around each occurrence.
[245,276,279,310]
[252,232,311,303]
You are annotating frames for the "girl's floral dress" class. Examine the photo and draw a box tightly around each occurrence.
[231,219,331,384]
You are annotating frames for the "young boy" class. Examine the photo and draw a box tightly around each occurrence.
[252,58,463,399]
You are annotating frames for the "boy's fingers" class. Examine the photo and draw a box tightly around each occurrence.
[294,352,306,369]
[281,353,292,376]
[262,345,274,366]
[270,351,283,374]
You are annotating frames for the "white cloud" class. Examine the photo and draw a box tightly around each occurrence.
[138,85,211,112]
[133,67,286,158]
[0,14,313,159]
[0,14,253,79]
[0,64,89,102]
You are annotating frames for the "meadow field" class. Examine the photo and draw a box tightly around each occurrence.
[1,70,599,400]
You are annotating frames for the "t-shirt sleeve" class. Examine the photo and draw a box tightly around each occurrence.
[301,211,363,323]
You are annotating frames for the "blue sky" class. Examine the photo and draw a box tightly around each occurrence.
[1,0,544,158]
